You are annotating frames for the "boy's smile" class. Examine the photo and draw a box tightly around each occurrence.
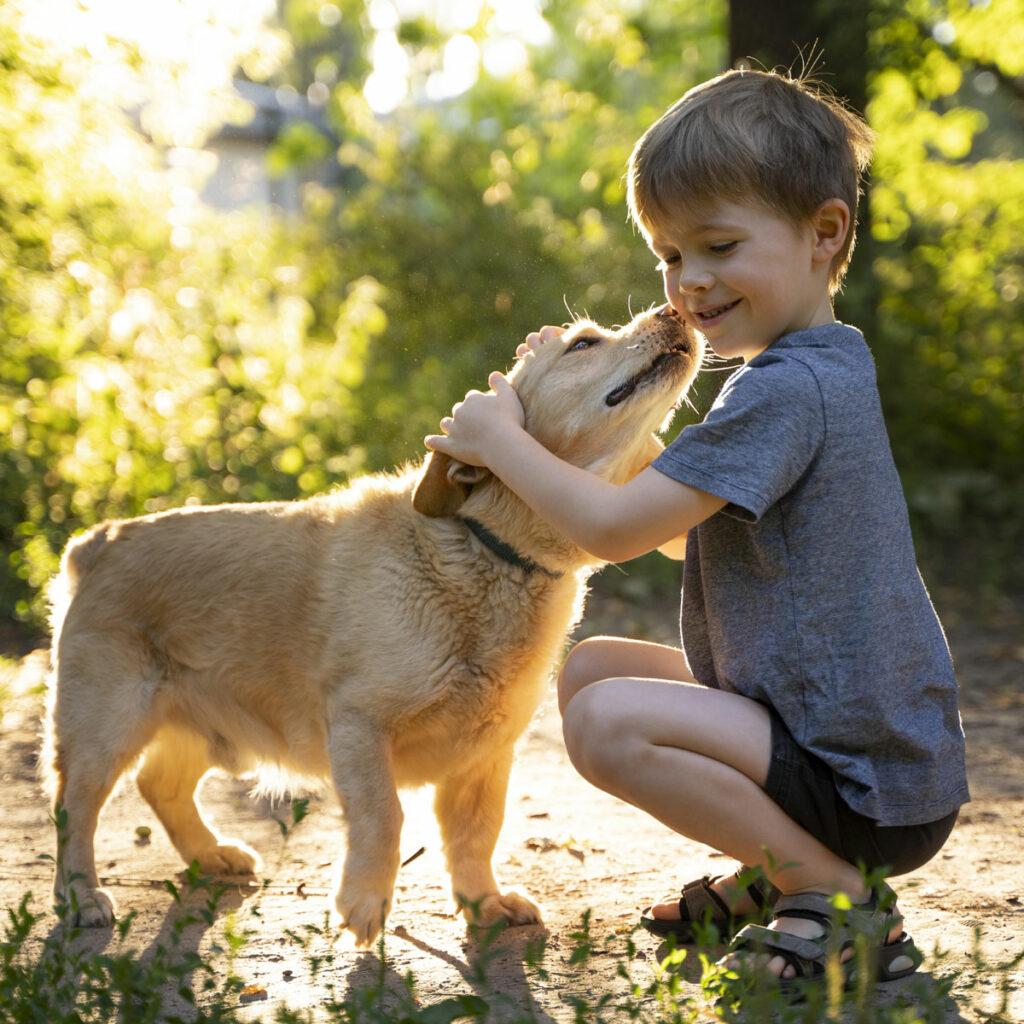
[648,199,844,362]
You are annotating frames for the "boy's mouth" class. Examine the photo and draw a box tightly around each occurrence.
[695,299,740,324]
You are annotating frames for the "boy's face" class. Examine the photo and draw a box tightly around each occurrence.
[647,199,835,362]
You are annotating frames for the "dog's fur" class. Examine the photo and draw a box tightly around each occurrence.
[43,307,701,943]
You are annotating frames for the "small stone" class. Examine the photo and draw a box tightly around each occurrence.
[239,984,268,1004]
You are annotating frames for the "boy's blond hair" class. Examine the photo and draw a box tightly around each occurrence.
[627,68,875,292]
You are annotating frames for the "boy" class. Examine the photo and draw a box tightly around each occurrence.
[424,68,968,988]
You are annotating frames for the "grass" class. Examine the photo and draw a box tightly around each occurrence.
[3,805,1021,1023]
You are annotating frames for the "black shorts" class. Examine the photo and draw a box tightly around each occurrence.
[764,710,959,877]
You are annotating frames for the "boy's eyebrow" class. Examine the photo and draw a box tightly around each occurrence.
[650,221,744,247]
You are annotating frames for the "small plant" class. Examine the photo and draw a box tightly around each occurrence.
[5,816,1018,1022]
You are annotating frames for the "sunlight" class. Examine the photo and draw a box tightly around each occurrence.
[364,0,550,113]
[16,0,284,146]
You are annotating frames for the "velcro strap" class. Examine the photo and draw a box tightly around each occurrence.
[773,893,836,924]
[679,876,729,925]
[730,924,825,971]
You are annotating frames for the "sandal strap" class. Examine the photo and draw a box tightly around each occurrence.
[741,871,781,909]
[729,923,825,974]
[772,892,837,926]
[679,875,731,923]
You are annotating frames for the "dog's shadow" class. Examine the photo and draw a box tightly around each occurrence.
[374,922,559,1024]
[43,871,252,1016]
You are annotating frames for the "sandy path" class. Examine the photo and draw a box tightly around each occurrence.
[1,592,1022,1021]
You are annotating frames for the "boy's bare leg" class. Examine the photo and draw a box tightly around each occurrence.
[559,641,902,978]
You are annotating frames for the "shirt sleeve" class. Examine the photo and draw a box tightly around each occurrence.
[652,354,826,522]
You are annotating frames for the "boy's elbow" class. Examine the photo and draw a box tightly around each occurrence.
[584,526,650,565]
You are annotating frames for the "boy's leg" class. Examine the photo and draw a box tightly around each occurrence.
[561,675,902,978]
[559,637,764,915]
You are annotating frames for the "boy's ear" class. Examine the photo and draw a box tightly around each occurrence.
[412,451,489,517]
[812,198,851,262]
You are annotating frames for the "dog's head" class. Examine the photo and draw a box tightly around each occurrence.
[414,305,703,517]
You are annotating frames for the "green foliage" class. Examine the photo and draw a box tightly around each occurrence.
[867,0,1024,586]
[4,869,1019,1022]
[2,0,1023,631]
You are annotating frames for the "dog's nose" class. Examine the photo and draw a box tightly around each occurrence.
[655,303,679,319]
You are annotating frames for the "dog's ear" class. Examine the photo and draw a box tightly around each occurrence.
[413,451,489,517]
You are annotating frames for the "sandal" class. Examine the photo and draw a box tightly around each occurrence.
[722,882,922,996]
[639,866,781,942]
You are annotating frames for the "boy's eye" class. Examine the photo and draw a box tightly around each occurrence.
[710,241,736,254]
[655,255,680,272]
[566,336,599,353]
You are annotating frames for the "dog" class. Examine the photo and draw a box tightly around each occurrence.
[43,305,702,944]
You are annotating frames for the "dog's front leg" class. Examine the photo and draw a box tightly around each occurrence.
[327,710,402,946]
[435,746,543,931]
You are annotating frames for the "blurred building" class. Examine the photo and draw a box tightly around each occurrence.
[201,79,340,212]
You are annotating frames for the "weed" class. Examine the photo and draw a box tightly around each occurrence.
[7,816,1017,1022]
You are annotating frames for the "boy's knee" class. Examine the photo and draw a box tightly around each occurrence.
[557,637,611,715]
[561,681,627,787]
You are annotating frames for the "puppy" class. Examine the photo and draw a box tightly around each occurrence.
[43,306,702,944]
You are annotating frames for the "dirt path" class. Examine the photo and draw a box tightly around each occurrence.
[1,588,1022,1021]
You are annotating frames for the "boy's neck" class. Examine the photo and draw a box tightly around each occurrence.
[743,303,837,363]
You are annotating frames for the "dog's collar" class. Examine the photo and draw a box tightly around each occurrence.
[459,517,562,579]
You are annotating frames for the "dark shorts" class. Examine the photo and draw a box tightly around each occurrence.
[764,710,959,877]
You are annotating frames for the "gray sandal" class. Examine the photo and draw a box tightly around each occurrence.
[639,865,781,942]
[723,882,921,995]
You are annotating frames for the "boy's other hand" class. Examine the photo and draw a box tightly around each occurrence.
[516,324,565,358]
[424,372,525,468]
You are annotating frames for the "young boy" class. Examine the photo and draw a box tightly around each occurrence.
[424,68,968,988]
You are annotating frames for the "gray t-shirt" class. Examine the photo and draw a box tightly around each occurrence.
[652,321,969,827]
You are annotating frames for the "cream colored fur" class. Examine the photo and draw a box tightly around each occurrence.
[44,307,701,944]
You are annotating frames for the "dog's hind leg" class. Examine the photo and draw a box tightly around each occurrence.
[47,641,158,927]
[136,728,260,877]
[435,746,543,930]
[326,708,403,947]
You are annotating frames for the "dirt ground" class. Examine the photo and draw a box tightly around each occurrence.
[1,582,1022,1022]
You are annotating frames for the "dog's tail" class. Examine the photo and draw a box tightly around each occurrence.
[42,522,117,803]
[48,523,113,642]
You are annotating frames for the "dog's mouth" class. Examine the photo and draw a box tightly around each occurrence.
[604,343,690,408]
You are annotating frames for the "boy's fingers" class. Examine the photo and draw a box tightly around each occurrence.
[424,434,450,453]
[439,416,454,432]
[518,325,566,356]
[488,370,509,390]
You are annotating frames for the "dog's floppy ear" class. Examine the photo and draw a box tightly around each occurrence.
[413,451,489,517]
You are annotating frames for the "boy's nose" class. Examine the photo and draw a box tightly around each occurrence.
[679,267,713,293]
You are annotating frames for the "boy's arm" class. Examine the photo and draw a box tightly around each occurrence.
[424,373,723,563]
[656,533,688,560]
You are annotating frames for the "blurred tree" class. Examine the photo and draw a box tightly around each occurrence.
[0,0,383,625]
[2,0,1022,633]
[728,0,878,346]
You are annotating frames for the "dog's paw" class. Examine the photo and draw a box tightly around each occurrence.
[194,841,260,877]
[63,886,116,927]
[468,890,544,929]
[335,882,392,947]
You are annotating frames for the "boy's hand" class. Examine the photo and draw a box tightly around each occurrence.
[424,372,525,468]
[516,324,565,358]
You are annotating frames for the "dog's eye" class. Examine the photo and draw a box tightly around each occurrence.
[566,336,600,353]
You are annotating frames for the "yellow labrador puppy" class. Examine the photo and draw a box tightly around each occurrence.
[44,306,702,944]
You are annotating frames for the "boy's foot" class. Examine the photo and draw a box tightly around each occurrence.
[719,887,910,982]
[643,865,778,941]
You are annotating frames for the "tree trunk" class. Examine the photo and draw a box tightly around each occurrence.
[728,0,876,333]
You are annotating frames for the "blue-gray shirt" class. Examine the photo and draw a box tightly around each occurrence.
[652,322,969,827]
